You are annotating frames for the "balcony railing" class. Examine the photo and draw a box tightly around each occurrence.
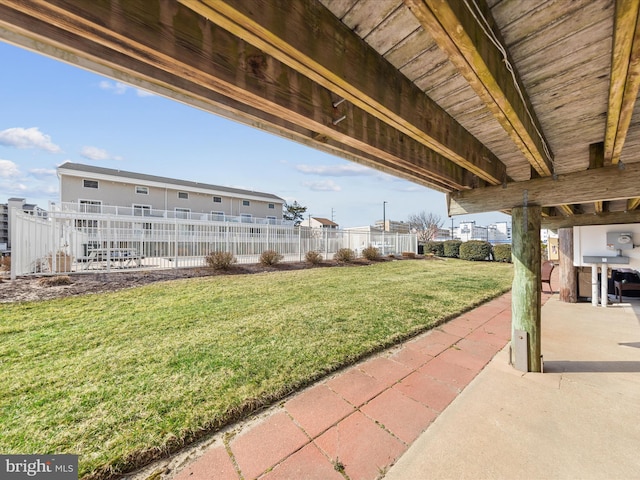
[52,202,292,225]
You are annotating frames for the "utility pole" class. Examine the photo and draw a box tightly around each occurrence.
[383,201,387,232]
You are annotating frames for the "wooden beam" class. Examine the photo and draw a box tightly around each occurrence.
[590,142,605,213]
[181,0,508,185]
[447,162,640,215]
[404,0,554,177]
[542,209,640,229]
[627,197,640,210]
[558,228,577,303]
[605,0,640,164]
[511,205,542,373]
[0,0,475,191]
[556,204,574,216]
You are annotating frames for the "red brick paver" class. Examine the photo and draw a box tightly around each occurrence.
[314,411,406,480]
[230,411,308,479]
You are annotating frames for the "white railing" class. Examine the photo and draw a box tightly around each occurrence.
[52,202,292,225]
[10,209,418,277]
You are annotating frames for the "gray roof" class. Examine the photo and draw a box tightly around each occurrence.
[57,162,285,202]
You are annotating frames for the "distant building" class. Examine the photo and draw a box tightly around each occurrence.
[457,221,488,242]
[300,217,339,229]
[0,198,47,253]
[374,220,410,233]
[57,162,285,223]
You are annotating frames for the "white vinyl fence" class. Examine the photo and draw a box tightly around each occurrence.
[10,209,417,278]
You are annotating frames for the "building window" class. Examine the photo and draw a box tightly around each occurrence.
[79,199,102,213]
[83,179,98,189]
[135,186,149,195]
[267,216,276,224]
[133,204,151,216]
[211,211,225,221]
[241,213,252,223]
[178,191,189,199]
[242,200,250,206]
[213,196,222,203]
[175,208,190,219]
[268,203,275,209]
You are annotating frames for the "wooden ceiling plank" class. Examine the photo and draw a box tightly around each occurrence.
[180,0,508,185]
[0,0,471,192]
[605,0,640,164]
[448,162,640,215]
[404,0,554,177]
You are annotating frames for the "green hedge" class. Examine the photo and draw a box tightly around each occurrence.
[423,241,444,256]
[459,240,493,261]
[443,240,463,258]
[493,244,512,263]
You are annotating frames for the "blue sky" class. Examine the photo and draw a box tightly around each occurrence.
[0,41,509,228]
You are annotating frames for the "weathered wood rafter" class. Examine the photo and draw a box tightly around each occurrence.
[627,197,640,210]
[542,209,640,229]
[448,162,640,215]
[179,0,508,185]
[605,0,640,164]
[0,0,478,191]
[404,0,554,177]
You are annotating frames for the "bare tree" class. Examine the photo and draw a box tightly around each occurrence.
[408,212,444,242]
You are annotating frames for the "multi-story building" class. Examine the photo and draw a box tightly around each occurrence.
[0,198,47,253]
[375,219,411,233]
[57,162,285,223]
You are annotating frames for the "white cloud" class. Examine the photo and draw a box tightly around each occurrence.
[303,180,341,192]
[0,127,61,153]
[29,168,57,176]
[99,80,128,94]
[0,159,21,178]
[80,146,122,162]
[295,164,375,177]
[99,79,154,97]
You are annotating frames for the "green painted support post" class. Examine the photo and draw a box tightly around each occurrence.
[511,205,542,372]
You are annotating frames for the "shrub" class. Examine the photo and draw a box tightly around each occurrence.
[0,255,9,272]
[423,241,444,256]
[37,275,72,287]
[259,249,284,266]
[305,250,323,265]
[493,244,512,263]
[361,246,380,261]
[205,251,236,270]
[459,240,493,261]
[334,248,355,263]
[401,251,416,259]
[443,240,463,258]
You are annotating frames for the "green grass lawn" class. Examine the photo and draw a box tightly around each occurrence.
[0,259,513,478]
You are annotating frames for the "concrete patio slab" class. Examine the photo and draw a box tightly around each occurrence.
[384,297,640,480]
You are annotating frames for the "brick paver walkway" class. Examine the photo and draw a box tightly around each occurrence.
[174,288,554,480]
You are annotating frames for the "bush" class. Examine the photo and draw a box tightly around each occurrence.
[205,251,236,270]
[0,255,9,272]
[334,248,355,263]
[361,246,380,261]
[259,249,284,266]
[401,251,416,259]
[305,250,323,265]
[423,241,444,256]
[37,275,72,287]
[493,244,512,263]
[459,240,493,261]
[443,240,463,258]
